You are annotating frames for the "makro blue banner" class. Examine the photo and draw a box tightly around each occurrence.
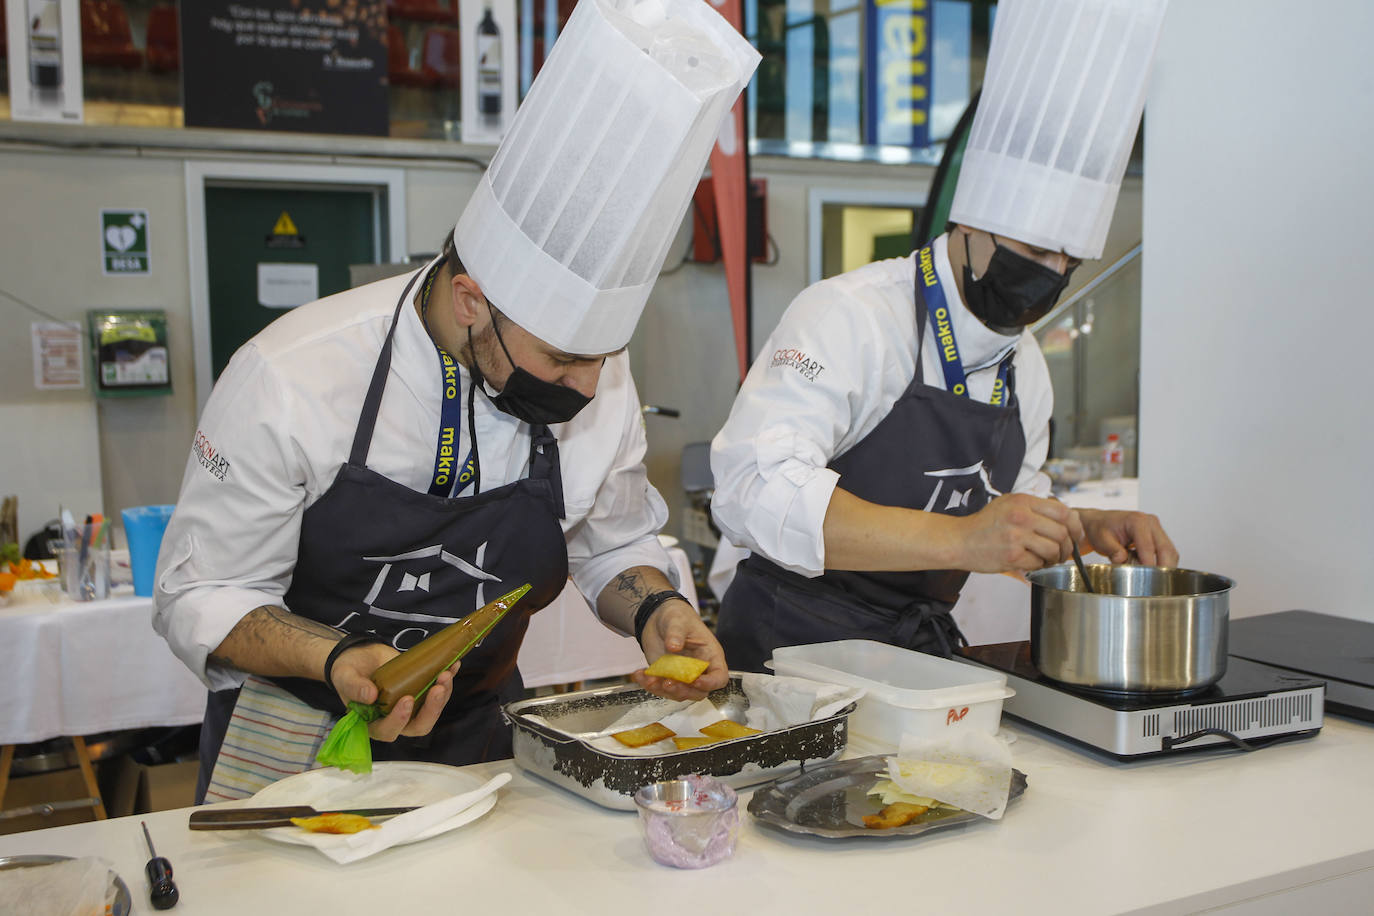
[864,0,932,147]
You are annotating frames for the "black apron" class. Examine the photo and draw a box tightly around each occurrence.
[715,266,1028,672]
[198,268,569,796]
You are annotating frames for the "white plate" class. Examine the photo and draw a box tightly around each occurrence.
[249,762,498,849]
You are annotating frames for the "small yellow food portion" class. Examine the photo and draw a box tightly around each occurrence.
[612,722,677,748]
[699,719,762,740]
[642,653,710,684]
[289,813,377,834]
[862,802,930,829]
[672,736,722,751]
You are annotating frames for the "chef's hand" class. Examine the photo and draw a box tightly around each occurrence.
[1078,508,1179,567]
[329,642,459,742]
[631,599,729,702]
[957,493,1086,573]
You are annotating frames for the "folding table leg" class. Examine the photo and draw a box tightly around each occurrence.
[70,736,108,820]
[0,744,13,809]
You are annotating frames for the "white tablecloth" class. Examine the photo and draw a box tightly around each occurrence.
[0,544,698,745]
[0,587,209,746]
[517,545,697,688]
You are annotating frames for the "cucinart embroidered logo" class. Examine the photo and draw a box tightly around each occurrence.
[192,430,231,482]
[769,347,825,382]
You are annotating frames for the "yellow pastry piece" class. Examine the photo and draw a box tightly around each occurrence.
[672,736,722,751]
[642,653,710,684]
[289,813,378,834]
[612,722,677,748]
[699,719,762,740]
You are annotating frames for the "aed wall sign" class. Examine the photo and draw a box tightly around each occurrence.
[101,208,150,275]
[864,0,932,148]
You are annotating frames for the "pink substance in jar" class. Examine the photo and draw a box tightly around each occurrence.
[634,774,739,868]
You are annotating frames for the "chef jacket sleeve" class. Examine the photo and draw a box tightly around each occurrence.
[563,353,677,627]
[1010,334,1054,499]
[152,343,309,691]
[710,283,882,578]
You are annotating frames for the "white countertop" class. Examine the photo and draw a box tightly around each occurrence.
[2,715,1371,915]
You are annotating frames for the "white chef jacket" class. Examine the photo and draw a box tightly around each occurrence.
[710,233,1053,578]
[155,263,675,691]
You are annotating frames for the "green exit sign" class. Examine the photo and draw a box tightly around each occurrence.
[101,209,150,275]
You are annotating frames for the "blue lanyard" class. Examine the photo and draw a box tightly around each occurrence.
[917,245,1013,406]
[419,266,477,498]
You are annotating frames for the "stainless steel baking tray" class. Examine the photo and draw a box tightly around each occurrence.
[503,676,855,811]
[747,755,1028,839]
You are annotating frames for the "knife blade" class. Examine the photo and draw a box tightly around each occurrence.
[188,805,420,830]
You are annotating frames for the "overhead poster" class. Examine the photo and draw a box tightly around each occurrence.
[182,1,388,136]
[459,0,518,144]
[5,0,84,124]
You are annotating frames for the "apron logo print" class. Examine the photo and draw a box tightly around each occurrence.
[922,461,1002,514]
[361,542,499,626]
[946,706,970,725]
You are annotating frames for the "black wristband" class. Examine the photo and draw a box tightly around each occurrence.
[323,633,382,694]
[633,590,690,644]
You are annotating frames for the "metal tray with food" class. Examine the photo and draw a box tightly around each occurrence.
[747,755,1027,839]
[504,676,855,810]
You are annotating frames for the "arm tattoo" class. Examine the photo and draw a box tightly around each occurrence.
[613,571,649,603]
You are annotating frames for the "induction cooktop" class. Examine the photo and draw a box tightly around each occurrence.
[957,642,1325,760]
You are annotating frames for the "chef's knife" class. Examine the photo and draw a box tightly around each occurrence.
[188,805,419,830]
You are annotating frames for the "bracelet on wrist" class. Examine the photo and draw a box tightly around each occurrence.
[633,590,690,644]
[323,633,382,694]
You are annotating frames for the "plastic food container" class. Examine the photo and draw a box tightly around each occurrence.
[770,640,1014,750]
[634,775,739,869]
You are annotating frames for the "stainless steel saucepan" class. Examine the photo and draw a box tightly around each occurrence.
[1027,564,1235,695]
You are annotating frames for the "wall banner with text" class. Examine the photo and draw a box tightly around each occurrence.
[459,0,518,145]
[183,1,388,136]
[864,0,932,148]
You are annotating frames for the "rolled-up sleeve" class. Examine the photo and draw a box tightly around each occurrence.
[564,355,676,627]
[152,345,307,691]
[710,286,880,577]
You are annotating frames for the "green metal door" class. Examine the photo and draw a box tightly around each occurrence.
[204,185,385,380]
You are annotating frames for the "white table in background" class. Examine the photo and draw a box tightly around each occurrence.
[2,714,1371,915]
[517,545,697,688]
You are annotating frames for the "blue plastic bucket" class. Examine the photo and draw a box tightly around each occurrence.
[121,505,175,598]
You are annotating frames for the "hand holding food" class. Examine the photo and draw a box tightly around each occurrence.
[632,600,728,701]
[642,653,710,684]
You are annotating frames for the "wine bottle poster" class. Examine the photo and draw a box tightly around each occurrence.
[459,0,518,144]
[182,1,389,136]
[5,0,84,124]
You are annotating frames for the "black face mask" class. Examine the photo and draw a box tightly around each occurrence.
[472,307,593,425]
[962,233,1075,335]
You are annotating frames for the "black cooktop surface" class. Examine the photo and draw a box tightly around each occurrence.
[958,641,1326,711]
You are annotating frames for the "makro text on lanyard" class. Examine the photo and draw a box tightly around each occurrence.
[419,265,478,498]
[917,245,1012,406]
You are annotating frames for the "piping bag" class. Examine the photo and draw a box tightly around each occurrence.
[317,584,532,773]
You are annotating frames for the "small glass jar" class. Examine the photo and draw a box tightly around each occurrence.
[633,774,739,869]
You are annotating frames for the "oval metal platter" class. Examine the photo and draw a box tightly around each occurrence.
[0,854,132,916]
[747,755,1027,839]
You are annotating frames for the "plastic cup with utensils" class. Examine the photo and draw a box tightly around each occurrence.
[55,544,111,601]
[121,505,175,598]
[633,774,740,869]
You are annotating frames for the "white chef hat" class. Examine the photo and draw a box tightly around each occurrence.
[454,0,759,355]
[949,0,1169,260]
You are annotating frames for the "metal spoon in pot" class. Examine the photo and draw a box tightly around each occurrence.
[1071,539,1095,594]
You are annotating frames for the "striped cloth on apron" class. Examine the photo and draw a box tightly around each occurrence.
[204,676,333,802]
